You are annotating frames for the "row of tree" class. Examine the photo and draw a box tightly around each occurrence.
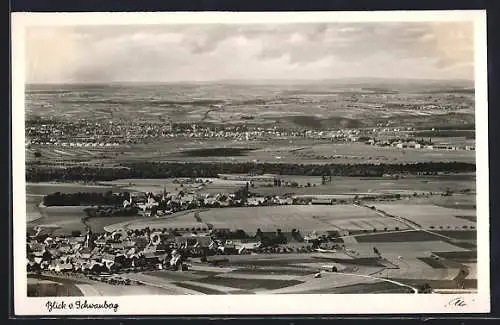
[27,161,475,182]
[43,191,131,206]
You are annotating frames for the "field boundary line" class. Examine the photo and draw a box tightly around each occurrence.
[337,272,419,294]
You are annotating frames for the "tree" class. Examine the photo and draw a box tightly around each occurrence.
[71,230,81,237]
[418,283,432,293]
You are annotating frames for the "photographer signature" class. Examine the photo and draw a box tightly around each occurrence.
[445,297,467,308]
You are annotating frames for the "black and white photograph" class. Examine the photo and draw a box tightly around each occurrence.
[12,11,490,315]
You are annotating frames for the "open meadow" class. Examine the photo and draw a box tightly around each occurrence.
[252,173,475,197]
[27,135,475,167]
[26,182,138,235]
[373,204,476,229]
[107,204,410,234]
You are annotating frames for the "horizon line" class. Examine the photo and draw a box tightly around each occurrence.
[26,77,475,86]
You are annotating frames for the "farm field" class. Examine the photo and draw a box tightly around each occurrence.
[353,230,446,242]
[26,194,44,222]
[27,207,148,235]
[95,173,475,198]
[139,259,391,294]
[291,142,475,164]
[417,257,463,269]
[27,276,83,297]
[26,182,116,196]
[86,216,142,233]
[190,276,303,291]
[27,206,89,236]
[346,241,469,258]
[25,182,141,234]
[26,145,125,165]
[373,204,476,229]
[253,174,475,197]
[28,274,172,296]
[98,177,245,194]
[230,267,315,276]
[110,205,411,234]
[303,281,412,294]
[172,282,228,295]
[432,250,477,263]
[392,278,477,290]
[433,231,476,240]
[263,272,382,294]
[27,135,475,166]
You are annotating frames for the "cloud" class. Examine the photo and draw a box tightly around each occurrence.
[24,22,474,83]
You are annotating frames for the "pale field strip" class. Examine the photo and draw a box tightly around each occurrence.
[27,278,58,285]
[262,272,381,294]
[205,253,338,263]
[289,263,384,275]
[179,280,244,294]
[214,273,300,281]
[87,282,176,296]
[189,265,237,273]
[75,284,102,296]
[26,182,112,189]
[340,236,359,244]
[378,264,461,281]
[350,241,469,262]
[119,273,201,295]
[100,203,466,233]
[28,139,476,165]
[126,220,207,231]
[52,149,77,157]
[373,204,476,228]
[30,273,177,296]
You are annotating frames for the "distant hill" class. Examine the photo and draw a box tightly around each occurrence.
[25,79,475,129]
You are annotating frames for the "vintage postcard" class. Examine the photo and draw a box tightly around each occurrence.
[11,11,490,315]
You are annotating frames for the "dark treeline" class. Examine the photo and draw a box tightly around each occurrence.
[83,206,139,218]
[27,161,475,182]
[27,166,133,182]
[43,191,129,206]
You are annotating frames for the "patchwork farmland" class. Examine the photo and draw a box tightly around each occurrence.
[25,78,479,296]
[105,205,411,234]
[372,204,476,229]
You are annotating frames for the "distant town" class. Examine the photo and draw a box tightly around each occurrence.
[26,118,474,151]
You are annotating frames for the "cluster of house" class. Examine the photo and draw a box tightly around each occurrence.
[364,139,475,151]
[27,116,436,149]
[26,227,267,275]
[26,140,121,147]
[121,190,249,217]
[120,178,421,218]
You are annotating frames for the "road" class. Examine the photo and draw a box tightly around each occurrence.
[264,271,418,294]
[337,271,418,293]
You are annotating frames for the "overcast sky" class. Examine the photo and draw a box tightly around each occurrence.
[25,22,474,83]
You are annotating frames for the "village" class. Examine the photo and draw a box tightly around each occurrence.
[27,214,353,285]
